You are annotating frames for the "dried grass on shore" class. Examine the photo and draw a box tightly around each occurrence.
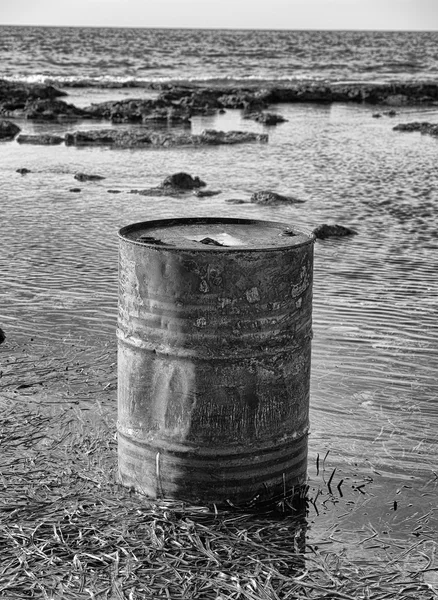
[0,341,437,599]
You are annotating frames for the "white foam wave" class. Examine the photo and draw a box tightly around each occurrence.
[2,73,325,89]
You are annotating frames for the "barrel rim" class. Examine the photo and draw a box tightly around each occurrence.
[118,217,315,252]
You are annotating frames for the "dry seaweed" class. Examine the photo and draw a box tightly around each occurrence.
[1,341,437,599]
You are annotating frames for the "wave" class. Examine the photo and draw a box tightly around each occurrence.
[1,73,330,88]
[4,73,435,90]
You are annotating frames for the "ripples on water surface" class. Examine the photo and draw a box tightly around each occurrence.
[1,98,438,554]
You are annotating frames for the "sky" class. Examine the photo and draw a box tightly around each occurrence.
[1,0,438,30]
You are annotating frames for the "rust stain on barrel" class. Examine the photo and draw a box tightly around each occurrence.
[117,217,314,507]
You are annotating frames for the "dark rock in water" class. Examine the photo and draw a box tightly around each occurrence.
[107,189,122,194]
[21,99,88,120]
[156,82,438,111]
[393,121,438,136]
[193,189,222,197]
[312,224,358,239]
[0,80,66,115]
[16,134,64,145]
[84,98,192,124]
[64,128,268,148]
[65,130,126,146]
[69,188,82,193]
[74,172,106,182]
[84,98,150,121]
[200,129,268,145]
[161,87,226,111]
[155,82,438,110]
[130,172,207,197]
[384,109,398,117]
[141,106,192,124]
[0,327,5,344]
[372,113,382,118]
[225,198,248,204]
[162,172,206,189]
[0,119,20,139]
[250,190,304,205]
[218,90,269,112]
[0,79,66,101]
[267,82,438,105]
[244,111,287,125]
[16,167,31,175]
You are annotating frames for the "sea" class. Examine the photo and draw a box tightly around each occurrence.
[1,26,438,568]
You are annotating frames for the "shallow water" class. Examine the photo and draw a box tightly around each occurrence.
[1,96,438,556]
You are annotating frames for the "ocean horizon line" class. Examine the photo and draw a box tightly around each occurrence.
[1,23,437,33]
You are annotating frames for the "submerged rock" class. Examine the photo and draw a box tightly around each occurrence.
[244,111,287,125]
[393,121,438,136]
[69,188,82,193]
[130,187,191,198]
[0,119,20,140]
[16,134,64,145]
[74,172,106,182]
[16,167,31,174]
[147,189,187,197]
[250,190,304,205]
[312,224,358,239]
[0,327,5,344]
[193,189,222,197]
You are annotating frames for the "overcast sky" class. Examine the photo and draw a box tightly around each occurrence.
[1,0,438,30]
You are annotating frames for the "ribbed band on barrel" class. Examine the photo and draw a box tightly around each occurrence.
[117,425,309,505]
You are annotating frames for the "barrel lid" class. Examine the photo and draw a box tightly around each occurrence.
[119,218,314,251]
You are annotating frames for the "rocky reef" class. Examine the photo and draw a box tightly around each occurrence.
[2,79,438,124]
[63,129,268,148]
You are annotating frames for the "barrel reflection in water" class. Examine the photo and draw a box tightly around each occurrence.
[117,218,314,507]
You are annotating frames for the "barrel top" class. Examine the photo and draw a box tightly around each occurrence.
[119,218,314,251]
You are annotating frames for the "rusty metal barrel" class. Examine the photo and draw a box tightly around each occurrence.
[117,217,314,507]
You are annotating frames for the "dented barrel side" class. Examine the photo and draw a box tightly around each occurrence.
[117,218,314,506]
